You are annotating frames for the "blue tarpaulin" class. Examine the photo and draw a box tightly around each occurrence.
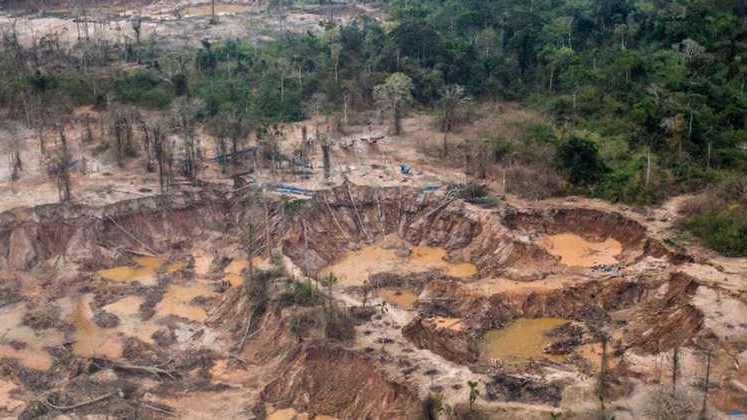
[400,164,410,174]
[214,147,259,164]
[267,183,315,196]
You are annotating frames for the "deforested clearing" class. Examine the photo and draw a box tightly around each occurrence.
[0,1,746,419]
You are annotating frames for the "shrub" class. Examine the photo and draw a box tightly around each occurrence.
[684,210,747,256]
[113,72,175,109]
[285,280,321,306]
[288,312,316,339]
[324,307,355,341]
[680,176,747,256]
[556,135,609,186]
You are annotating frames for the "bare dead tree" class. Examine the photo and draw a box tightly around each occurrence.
[139,119,154,172]
[173,98,203,185]
[672,346,680,393]
[228,111,251,170]
[210,0,218,25]
[299,125,308,162]
[318,125,331,180]
[111,108,136,168]
[47,127,73,202]
[151,122,171,194]
[700,348,711,419]
[1,120,23,181]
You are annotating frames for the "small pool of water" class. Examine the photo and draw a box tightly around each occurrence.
[539,233,621,267]
[70,295,123,359]
[98,257,186,286]
[0,303,64,370]
[156,283,212,322]
[98,256,163,285]
[321,240,477,287]
[103,296,161,345]
[222,257,267,287]
[426,316,466,331]
[481,318,568,364]
[377,288,419,309]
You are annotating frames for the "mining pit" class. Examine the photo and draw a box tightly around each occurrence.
[0,183,745,419]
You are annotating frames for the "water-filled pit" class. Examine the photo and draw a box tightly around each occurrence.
[321,238,477,287]
[480,318,568,364]
[538,233,622,267]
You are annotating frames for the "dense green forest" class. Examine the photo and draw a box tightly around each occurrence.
[0,0,746,253]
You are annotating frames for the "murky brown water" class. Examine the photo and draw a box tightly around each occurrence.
[322,240,477,287]
[221,257,267,287]
[98,256,164,286]
[377,288,419,309]
[103,296,161,345]
[156,283,212,322]
[481,318,567,364]
[539,233,621,267]
[98,256,186,286]
[68,295,123,359]
[0,303,64,370]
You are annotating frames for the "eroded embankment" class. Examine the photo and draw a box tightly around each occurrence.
[0,190,232,272]
[503,206,688,264]
[282,184,482,274]
[285,184,677,278]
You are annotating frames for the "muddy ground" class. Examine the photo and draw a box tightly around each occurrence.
[0,178,745,419]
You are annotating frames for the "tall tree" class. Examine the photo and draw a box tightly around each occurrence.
[373,72,414,135]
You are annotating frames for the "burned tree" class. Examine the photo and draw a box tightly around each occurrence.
[317,125,331,180]
[172,98,203,184]
[1,120,23,181]
[47,128,73,202]
[227,111,252,170]
[110,107,137,168]
[258,124,284,177]
[151,122,172,194]
[139,119,154,172]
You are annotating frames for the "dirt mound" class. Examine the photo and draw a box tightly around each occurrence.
[421,277,646,329]
[262,345,422,420]
[485,373,564,407]
[402,317,479,364]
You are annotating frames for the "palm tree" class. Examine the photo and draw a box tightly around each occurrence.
[439,84,471,133]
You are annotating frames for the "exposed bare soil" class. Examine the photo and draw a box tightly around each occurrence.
[0,176,744,419]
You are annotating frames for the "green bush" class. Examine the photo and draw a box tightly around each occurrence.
[288,312,316,339]
[684,209,747,256]
[286,280,321,306]
[113,72,174,109]
[557,135,609,186]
